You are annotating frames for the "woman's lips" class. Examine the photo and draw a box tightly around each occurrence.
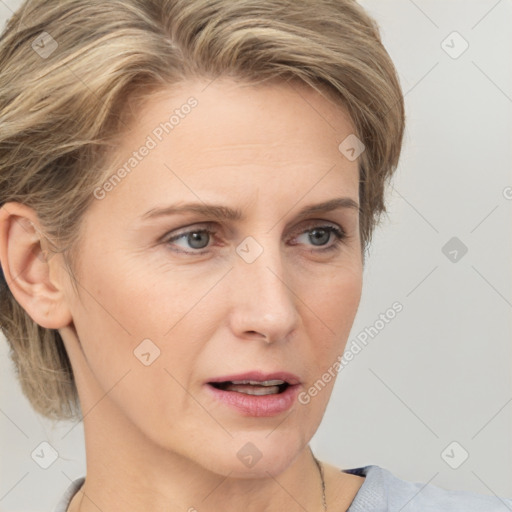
[205,382,300,417]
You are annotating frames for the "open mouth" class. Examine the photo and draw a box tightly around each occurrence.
[208,379,290,396]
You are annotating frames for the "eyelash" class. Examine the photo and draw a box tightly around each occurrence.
[163,223,347,255]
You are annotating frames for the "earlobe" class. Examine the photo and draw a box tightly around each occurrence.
[0,202,73,330]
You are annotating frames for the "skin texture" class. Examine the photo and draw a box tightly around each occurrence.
[0,78,365,511]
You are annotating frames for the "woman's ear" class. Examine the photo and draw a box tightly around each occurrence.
[0,202,73,329]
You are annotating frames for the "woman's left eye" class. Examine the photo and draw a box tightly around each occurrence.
[163,223,346,254]
[294,225,346,252]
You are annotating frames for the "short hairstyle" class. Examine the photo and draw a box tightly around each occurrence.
[0,0,405,419]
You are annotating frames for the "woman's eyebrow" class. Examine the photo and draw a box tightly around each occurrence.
[141,197,360,222]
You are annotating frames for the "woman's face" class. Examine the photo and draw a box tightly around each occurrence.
[61,78,363,477]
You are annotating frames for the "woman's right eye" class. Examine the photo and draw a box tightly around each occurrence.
[164,226,217,254]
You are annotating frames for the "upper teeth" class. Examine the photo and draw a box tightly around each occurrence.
[230,379,285,386]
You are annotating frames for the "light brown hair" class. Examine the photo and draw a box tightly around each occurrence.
[0,0,405,419]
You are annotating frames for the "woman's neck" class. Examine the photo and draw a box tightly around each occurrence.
[66,398,330,512]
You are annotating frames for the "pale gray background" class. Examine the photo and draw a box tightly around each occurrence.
[1,0,511,511]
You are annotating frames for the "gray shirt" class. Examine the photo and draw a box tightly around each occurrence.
[53,465,512,512]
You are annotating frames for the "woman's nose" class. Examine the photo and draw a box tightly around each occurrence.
[227,236,300,344]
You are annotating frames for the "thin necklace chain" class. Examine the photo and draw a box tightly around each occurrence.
[312,452,327,512]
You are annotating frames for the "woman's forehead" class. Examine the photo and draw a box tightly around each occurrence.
[93,79,360,219]
[127,78,351,135]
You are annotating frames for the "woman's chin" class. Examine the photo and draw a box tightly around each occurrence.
[192,435,307,479]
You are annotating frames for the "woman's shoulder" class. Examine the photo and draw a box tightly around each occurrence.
[342,464,512,511]
[53,477,85,512]
[54,467,512,512]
